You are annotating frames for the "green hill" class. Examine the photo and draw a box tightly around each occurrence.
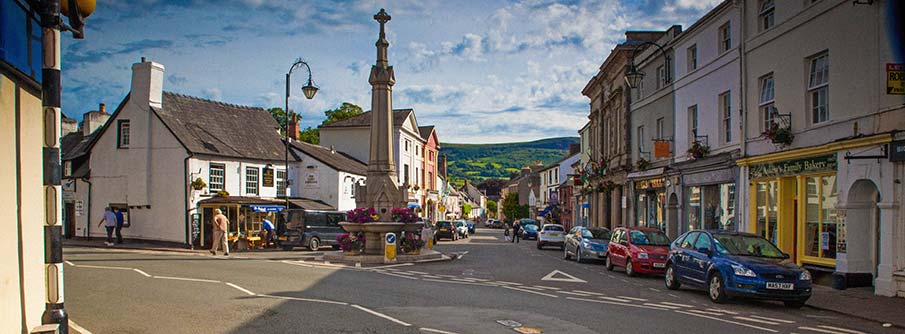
[441,137,580,187]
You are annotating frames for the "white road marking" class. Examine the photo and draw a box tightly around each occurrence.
[520,286,549,291]
[384,272,420,280]
[435,274,457,278]
[532,285,561,290]
[351,304,411,327]
[64,260,76,266]
[541,270,587,283]
[556,291,591,296]
[500,285,559,298]
[645,303,680,309]
[407,270,429,274]
[422,278,494,287]
[675,310,778,333]
[572,290,604,296]
[668,293,680,298]
[422,275,443,279]
[567,297,669,311]
[598,296,633,303]
[706,308,739,315]
[607,275,616,278]
[225,282,256,296]
[260,294,348,306]
[816,325,866,334]
[617,296,648,302]
[73,264,132,270]
[620,279,629,283]
[70,320,93,334]
[687,309,725,317]
[747,315,794,324]
[648,288,662,292]
[457,251,469,259]
[798,327,851,334]
[371,263,415,269]
[733,316,780,326]
[420,327,459,334]
[658,302,693,308]
[153,276,221,283]
[132,269,152,277]
[495,281,522,285]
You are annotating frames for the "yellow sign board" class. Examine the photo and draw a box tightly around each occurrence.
[888,64,905,95]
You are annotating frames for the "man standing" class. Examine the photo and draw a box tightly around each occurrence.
[113,207,125,244]
[210,209,229,256]
[96,207,117,247]
[511,221,521,244]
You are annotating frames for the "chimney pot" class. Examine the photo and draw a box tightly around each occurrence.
[141,56,147,62]
[99,103,106,114]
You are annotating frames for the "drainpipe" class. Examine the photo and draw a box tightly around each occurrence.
[184,154,192,249]
[738,0,748,159]
[83,178,91,239]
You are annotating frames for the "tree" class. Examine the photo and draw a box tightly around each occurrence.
[486,200,497,218]
[477,178,507,197]
[502,193,527,223]
[299,126,319,145]
[268,107,298,135]
[463,203,473,217]
[268,102,364,145]
[323,102,364,125]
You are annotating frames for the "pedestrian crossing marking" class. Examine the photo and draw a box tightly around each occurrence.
[540,270,587,283]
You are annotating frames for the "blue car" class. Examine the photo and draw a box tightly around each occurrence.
[664,230,812,308]
[519,224,539,240]
[466,221,476,234]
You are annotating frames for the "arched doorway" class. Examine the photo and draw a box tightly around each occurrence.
[842,179,880,288]
[667,193,679,240]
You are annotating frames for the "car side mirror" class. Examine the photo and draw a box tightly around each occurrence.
[781,252,790,259]
[620,240,628,246]
[698,247,712,257]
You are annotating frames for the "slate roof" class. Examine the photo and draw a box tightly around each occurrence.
[418,125,434,141]
[289,140,367,176]
[461,182,483,202]
[153,92,286,161]
[61,131,89,160]
[319,109,413,128]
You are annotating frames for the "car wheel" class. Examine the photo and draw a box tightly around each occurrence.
[576,248,584,263]
[625,259,636,277]
[665,264,681,290]
[563,246,571,260]
[708,273,728,304]
[783,300,806,309]
[307,237,320,251]
[605,255,614,271]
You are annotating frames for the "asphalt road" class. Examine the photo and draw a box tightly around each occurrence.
[64,228,903,334]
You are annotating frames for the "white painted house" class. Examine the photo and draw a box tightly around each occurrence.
[74,59,363,246]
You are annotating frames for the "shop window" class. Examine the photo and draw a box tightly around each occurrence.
[209,163,225,191]
[685,183,736,232]
[804,175,837,260]
[636,191,666,232]
[755,180,779,244]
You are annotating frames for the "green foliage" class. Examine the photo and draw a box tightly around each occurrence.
[269,103,363,145]
[463,203,473,216]
[486,200,498,218]
[268,107,298,135]
[441,137,579,185]
[299,126,319,144]
[501,193,529,222]
[324,102,364,124]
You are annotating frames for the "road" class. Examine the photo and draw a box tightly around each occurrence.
[64,228,902,334]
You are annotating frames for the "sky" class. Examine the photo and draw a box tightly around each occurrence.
[61,0,720,144]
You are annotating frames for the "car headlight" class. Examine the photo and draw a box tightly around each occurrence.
[731,264,757,278]
[637,253,649,259]
[581,241,591,249]
[800,270,812,281]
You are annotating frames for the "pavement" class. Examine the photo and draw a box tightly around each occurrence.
[62,229,905,333]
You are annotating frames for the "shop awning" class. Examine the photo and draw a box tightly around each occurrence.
[539,205,554,217]
[627,167,666,179]
[286,198,335,211]
[408,202,420,209]
[245,204,285,213]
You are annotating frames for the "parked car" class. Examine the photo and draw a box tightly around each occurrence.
[519,223,539,240]
[606,227,671,276]
[434,221,458,241]
[486,219,503,229]
[454,220,469,238]
[664,230,812,308]
[537,224,565,249]
[466,220,476,234]
[564,227,611,263]
[278,210,346,251]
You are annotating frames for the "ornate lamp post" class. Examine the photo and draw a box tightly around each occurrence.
[284,59,317,213]
[624,41,671,89]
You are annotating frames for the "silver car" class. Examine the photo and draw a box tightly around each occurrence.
[563,226,612,263]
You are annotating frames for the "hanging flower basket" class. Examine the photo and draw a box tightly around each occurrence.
[216,190,230,198]
[191,178,206,190]
[687,141,710,160]
[636,158,651,171]
[762,122,794,146]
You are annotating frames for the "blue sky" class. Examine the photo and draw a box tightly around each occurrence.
[61,0,719,143]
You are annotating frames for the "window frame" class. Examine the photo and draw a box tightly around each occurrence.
[656,117,664,140]
[807,52,829,124]
[687,44,698,72]
[688,105,699,145]
[637,125,645,153]
[759,0,775,31]
[117,120,131,149]
[276,169,287,197]
[245,166,259,195]
[209,163,225,192]
[719,90,732,143]
[758,73,776,131]
[719,22,731,53]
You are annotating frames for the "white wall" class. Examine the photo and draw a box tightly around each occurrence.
[319,127,369,163]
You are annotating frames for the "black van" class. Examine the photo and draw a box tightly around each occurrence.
[279,209,346,251]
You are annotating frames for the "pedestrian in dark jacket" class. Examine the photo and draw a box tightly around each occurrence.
[511,221,521,243]
[113,207,125,244]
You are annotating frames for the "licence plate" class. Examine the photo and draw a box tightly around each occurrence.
[766,282,794,290]
[278,236,288,241]
[653,262,666,268]
[549,233,559,237]
[440,228,448,231]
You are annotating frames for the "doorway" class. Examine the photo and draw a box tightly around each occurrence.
[667,193,679,239]
[64,202,75,239]
[844,179,880,288]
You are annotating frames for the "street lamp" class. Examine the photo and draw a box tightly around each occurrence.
[624,41,671,89]
[284,59,317,215]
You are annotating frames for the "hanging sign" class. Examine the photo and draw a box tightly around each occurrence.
[887,64,905,95]
[262,168,274,187]
[635,178,666,190]
[654,141,671,159]
[749,154,837,179]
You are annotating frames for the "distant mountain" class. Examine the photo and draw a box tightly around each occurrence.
[441,137,580,187]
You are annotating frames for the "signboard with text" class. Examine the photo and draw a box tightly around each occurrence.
[888,64,905,95]
[262,168,274,187]
[654,141,670,159]
[749,154,837,179]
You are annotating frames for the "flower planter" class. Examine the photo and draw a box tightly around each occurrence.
[339,222,405,255]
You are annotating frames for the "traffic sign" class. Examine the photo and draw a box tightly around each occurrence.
[384,232,397,263]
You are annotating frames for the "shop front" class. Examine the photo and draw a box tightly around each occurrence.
[675,152,740,235]
[196,197,285,250]
[628,168,668,232]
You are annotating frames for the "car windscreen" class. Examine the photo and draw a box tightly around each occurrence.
[583,228,611,240]
[454,221,465,227]
[713,234,786,258]
[523,224,538,231]
[629,230,671,246]
[437,221,452,228]
[521,219,537,225]
[326,213,344,225]
[542,225,564,231]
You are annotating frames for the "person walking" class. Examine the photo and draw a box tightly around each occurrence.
[113,207,125,244]
[210,209,229,256]
[261,218,275,248]
[96,207,117,247]
[511,221,521,244]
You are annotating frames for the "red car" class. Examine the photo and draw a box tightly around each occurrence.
[606,227,671,276]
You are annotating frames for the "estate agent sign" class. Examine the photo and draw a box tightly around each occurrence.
[749,154,837,179]
[888,64,905,95]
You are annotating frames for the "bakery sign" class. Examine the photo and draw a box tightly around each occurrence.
[749,154,837,179]
[635,178,666,190]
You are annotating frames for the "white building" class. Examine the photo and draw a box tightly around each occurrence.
[538,153,580,221]
[72,59,363,246]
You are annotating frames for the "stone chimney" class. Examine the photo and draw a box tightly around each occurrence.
[82,104,111,136]
[131,57,164,109]
[439,154,448,178]
[287,113,300,141]
[569,144,580,156]
[61,116,78,136]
